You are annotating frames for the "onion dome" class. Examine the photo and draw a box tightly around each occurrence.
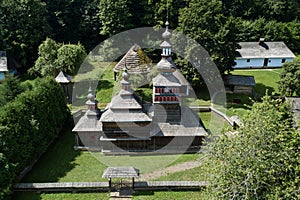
[162,21,171,39]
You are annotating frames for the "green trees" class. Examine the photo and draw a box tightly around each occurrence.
[98,0,132,36]
[29,38,86,77]
[278,58,300,97]
[0,0,51,68]
[0,77,69,199]
[205,95,300,199]
[222,0,300,22]
[178,0,238,76]
[0,75,24,105]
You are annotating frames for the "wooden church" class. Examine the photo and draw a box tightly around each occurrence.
[73,22,207,153]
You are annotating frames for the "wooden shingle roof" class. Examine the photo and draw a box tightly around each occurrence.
[223,75,256,87]
[102,167,139,178]
[114,44,151,73]
[236,41,295,59]
[55,71,72,83]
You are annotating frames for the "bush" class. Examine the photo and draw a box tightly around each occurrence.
[0,77,69,199]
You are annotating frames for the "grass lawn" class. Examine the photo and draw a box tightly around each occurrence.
[21,124,200,183]
[133,191,203,199]
[199,111,231,135]
[14,124,204,199]
[223,68,282,118]
[21,125,107,183]
[231,68,282,96]
[13,192,109,200]
[154,165,205,182]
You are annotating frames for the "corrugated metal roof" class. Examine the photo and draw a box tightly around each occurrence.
[236,42,295,58]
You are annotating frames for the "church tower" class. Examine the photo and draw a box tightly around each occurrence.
[153,21,186,123]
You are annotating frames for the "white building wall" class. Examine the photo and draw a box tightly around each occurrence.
[234,57,294,69]
[267,58,293,67]
[234,58,264,69]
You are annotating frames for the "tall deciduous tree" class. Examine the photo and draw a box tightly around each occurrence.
[0,0,50,69]
[205,95,300,199]
[222,0,300,22]
[98,0,132,36]
[178,0,238,76]
[78,0,104,50]
[29,38,86,77]
[43,0,85,43]
[278,58,300,97]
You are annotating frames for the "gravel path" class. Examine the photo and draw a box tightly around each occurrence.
[137,160,203,181]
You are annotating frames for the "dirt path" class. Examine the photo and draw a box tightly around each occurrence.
[137,160,203,181]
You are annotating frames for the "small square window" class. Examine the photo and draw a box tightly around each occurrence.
[282,58,286,63]
[246,59,250,62]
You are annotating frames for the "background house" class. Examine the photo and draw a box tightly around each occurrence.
[234,39,295,69]
[223,75,256,95]
[0,51,8,81]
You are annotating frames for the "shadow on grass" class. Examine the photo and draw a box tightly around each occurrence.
[226,93,253,111]
[255,83,278,96]
[193,85,210,101]
[20,122,80,183]
[133,191,155,197]
[12,192,42,200]
[97,80,114,91]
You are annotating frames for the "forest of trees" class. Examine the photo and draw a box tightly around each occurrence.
[1,0,300,77]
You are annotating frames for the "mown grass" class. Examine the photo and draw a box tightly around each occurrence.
[133,191,203,199]
[13,192,109,200]
[231,68,281,96]
[21,126,107,183]
[224,68,281,118]
[20,124,200,183]
[154,166,205,182]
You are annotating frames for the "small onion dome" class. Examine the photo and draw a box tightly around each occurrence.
[162,21,171,39]
[87,92,95,101]
[120,70,131,87]
[122,70,130,80]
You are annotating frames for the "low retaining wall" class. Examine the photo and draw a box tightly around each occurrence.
[14,181,208,193]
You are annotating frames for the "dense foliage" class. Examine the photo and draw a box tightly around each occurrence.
[279,58,300,96]
[0,75,24,105]
[204,95,300,199]
[178,0,238,75]
[1,0,299,75]
[0,77,69,199]
[29,38,86,77]
[0,0,51,70]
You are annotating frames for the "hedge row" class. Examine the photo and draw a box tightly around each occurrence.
[0,77,69,199]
